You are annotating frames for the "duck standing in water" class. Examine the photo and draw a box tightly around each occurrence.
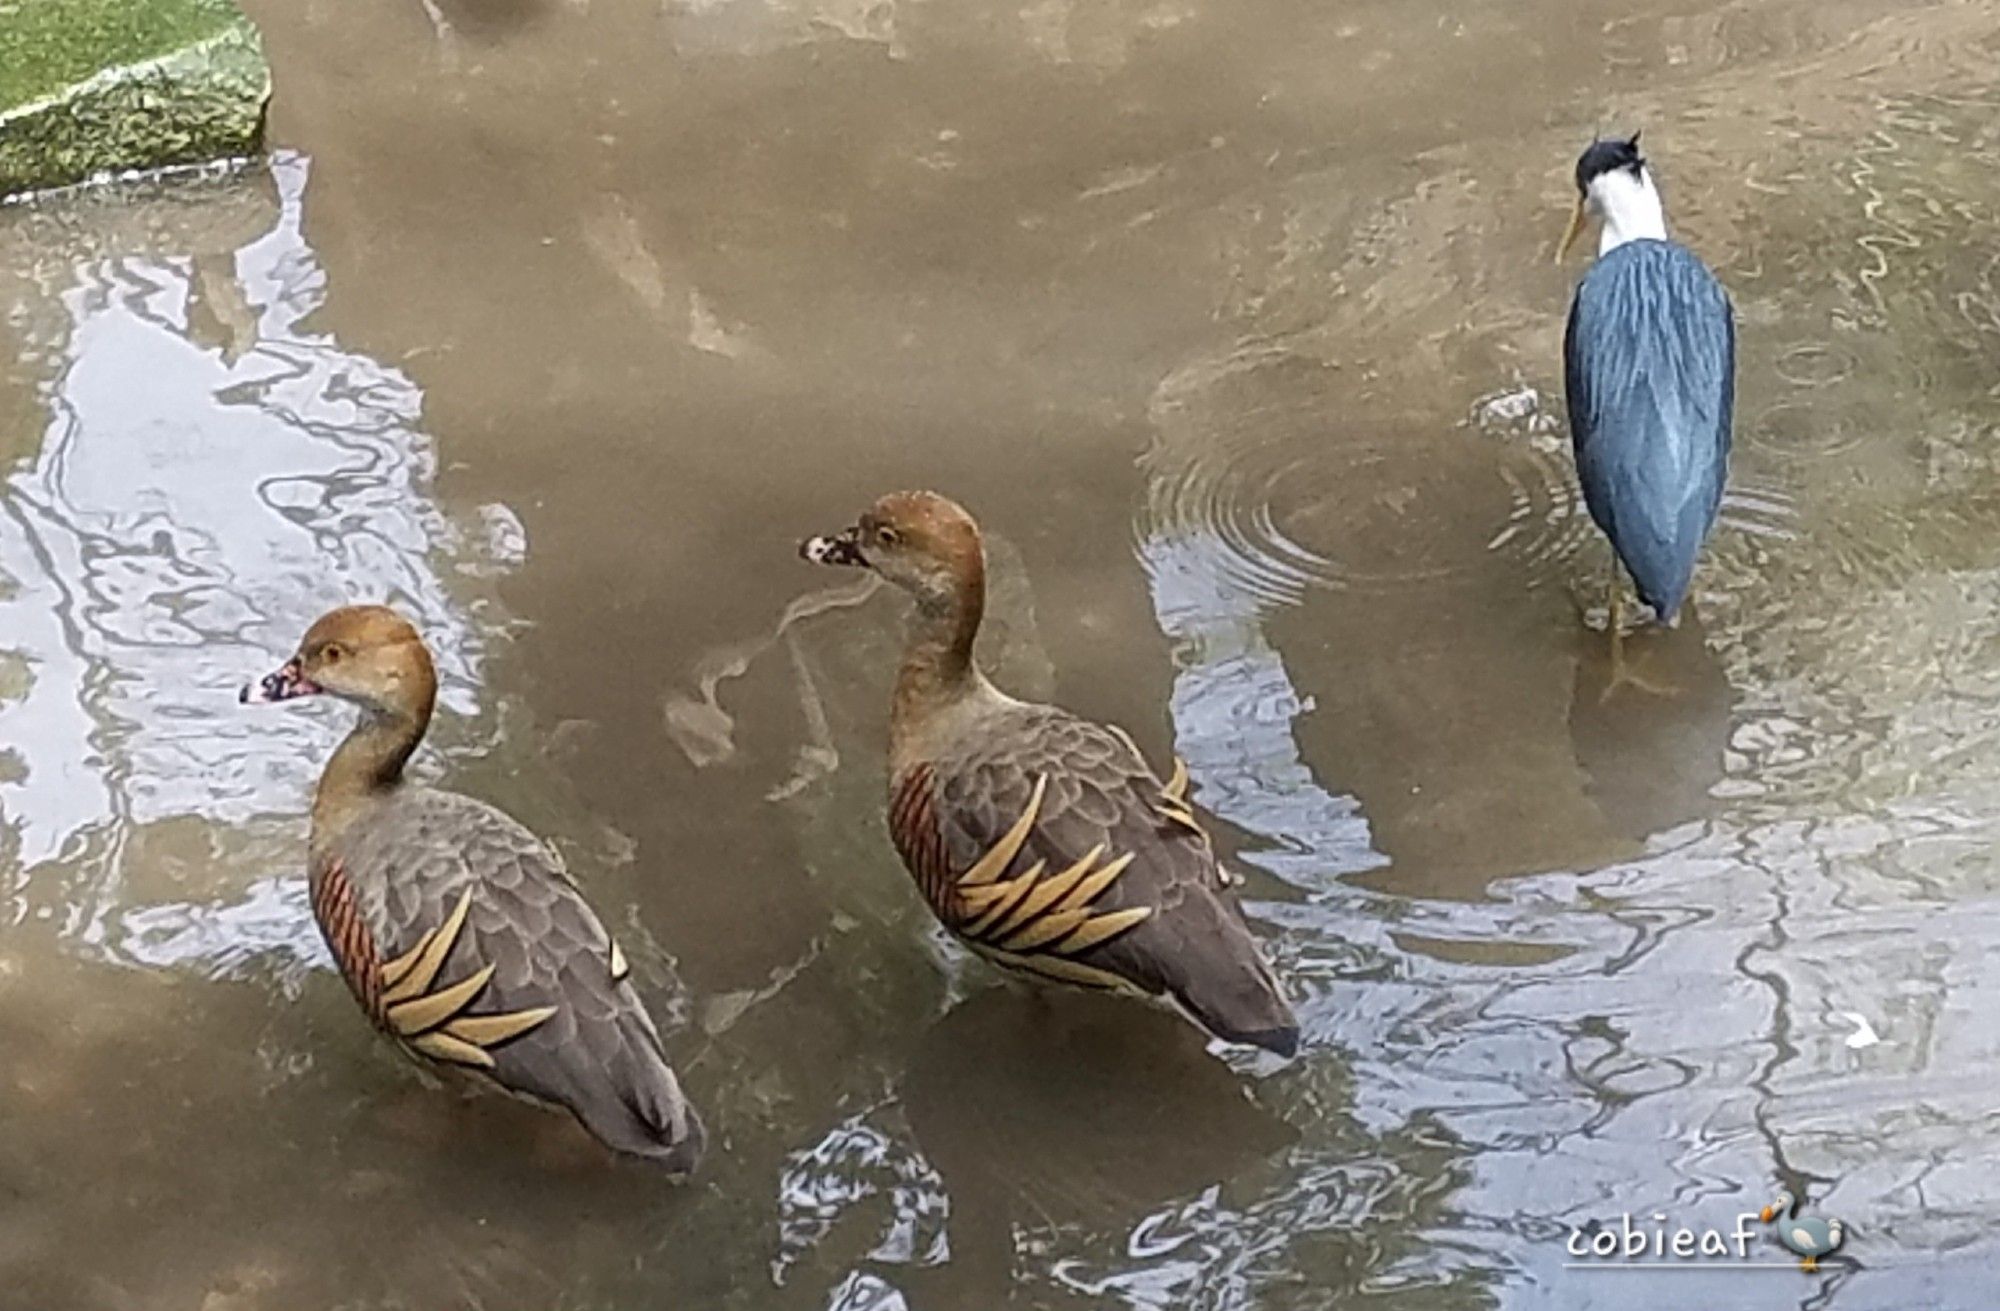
[1558,132,1735,644]
[802,492,1299,1057]
[1761,1190,1845,1272]
[242,606,704,1173]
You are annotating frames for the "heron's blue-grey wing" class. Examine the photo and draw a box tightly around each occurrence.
[1564,239,1735,618]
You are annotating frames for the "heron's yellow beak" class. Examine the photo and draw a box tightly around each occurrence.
[1556,196,1588,263]
[1759,1204,1778,1223]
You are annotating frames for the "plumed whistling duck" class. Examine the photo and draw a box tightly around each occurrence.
[802,492,1300,1057]
[242,605,704,1173]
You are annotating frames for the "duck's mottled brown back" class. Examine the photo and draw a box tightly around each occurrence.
[314,787,704,1171]
[891,700,1299,1056]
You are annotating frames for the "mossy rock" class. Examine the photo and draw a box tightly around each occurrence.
[0,0,270,198]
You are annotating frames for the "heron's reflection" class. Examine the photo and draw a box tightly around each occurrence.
[1567,607,1734,841]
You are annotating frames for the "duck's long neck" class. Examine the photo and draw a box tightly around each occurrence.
[310,702,430,859]
[1594,167,1668,254]
[891,559,988,757]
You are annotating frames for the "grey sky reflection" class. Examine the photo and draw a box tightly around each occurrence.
[0,155,520,972]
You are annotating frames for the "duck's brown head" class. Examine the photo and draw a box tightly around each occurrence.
[802,491,985,609]
[240,605,438,721]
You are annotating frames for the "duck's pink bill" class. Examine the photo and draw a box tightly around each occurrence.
[241,661,323,704]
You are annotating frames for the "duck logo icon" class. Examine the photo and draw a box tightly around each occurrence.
[1760,1190,1845,1272]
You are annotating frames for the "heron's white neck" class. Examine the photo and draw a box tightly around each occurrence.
[1589,166,1667,254]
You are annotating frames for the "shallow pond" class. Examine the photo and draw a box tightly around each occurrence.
[4,0,2000,1306]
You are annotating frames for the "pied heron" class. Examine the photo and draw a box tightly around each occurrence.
[1557,133,1735,645]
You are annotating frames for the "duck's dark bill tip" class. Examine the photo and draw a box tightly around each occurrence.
[240,664,322,704]
[800,532,865,567]
[1246,1027,1301,1059]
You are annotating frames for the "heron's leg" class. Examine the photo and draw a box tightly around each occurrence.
[1575,549,1618,630]
[1606,556,1624,636]
[1801,1257,1818,1273]
[1602,568,1681,701]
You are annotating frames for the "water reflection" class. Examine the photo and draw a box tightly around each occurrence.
[900,990,1298,1306]
[1123,50,2000,1306]
[1140,348,1632,892]
[774,1107,951,1290]
[0,154,520,972]
[1136,515,1383,896]
[7,0,2000,1307]
[1567,614,1734,842]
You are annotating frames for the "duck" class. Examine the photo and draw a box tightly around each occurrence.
[801,491,1300,1057]
[241,605,704,1173]
[1760,1190,1845,1272]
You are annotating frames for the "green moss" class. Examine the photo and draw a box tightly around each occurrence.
[0,0,269,197]
[0,0,236,106]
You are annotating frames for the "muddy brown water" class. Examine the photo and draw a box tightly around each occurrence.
[4,0,2000,1306]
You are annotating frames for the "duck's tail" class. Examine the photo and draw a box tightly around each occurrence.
[568,1012,706,1176]
[1173,953,1300,1058]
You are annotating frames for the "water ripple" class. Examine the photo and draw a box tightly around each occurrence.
[1144,351,1592,609]
[773,1109,951,1289]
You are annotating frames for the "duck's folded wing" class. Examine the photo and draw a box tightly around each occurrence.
[893,708,1296,1049]
[327,795,703,1170]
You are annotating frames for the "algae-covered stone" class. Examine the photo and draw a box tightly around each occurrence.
[0,0,270,198]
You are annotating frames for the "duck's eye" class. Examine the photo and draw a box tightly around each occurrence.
[874,525,901,548]
[321,643,345,664]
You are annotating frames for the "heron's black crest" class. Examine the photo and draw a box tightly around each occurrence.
[1575,133,1644,194]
